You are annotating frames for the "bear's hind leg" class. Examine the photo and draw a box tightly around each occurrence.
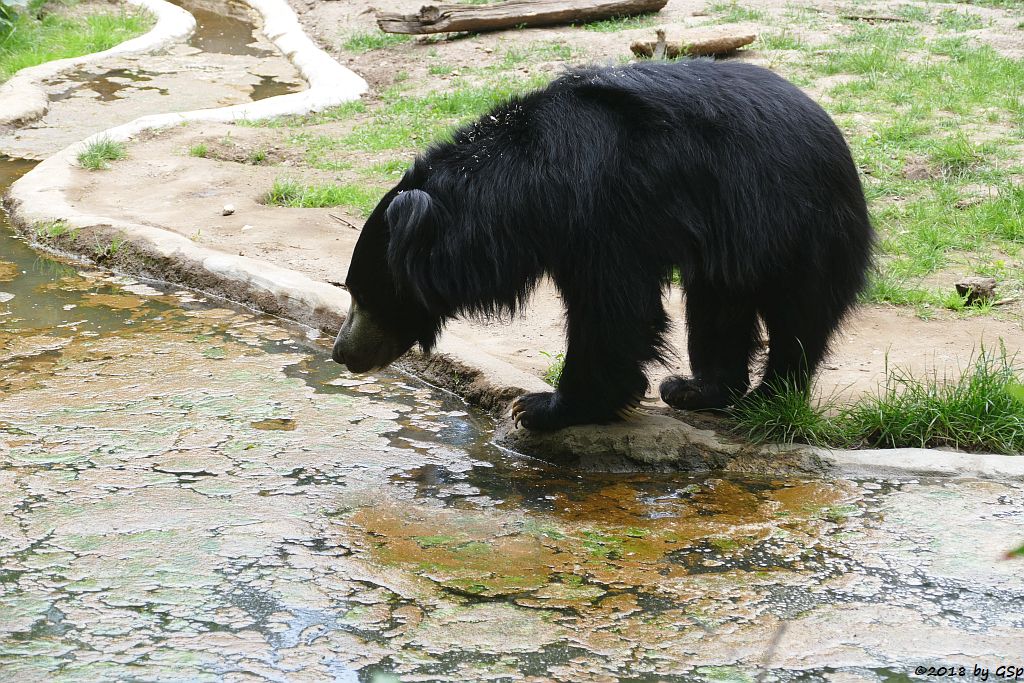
[753,295,841,398]
[660,282,760,411]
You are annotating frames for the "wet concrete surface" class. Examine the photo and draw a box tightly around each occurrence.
[2,155,1024,680]
[0,0,303,160]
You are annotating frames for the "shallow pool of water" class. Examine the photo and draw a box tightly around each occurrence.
[3,156,1023,680]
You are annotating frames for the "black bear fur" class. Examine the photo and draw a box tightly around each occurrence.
[334,59,875,431]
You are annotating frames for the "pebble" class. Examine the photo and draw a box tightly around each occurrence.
[222,204,235,216]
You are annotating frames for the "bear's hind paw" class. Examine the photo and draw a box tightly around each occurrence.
[659,376,738,411]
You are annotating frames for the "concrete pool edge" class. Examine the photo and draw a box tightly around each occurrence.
[0,0,197,129]
[5,5,1024,478]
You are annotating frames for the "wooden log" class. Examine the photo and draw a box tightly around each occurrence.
[377,0,667,35]
[630,31,755,58]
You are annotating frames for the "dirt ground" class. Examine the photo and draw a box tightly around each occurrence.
[40,0,1024,408]
[72,116,1024,405]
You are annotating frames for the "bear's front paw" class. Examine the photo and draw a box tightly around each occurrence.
[659,376,736,411]
[511,392,577,431]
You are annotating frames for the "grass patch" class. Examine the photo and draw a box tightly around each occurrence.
[926,132,984,179]
[707,1,765,23]
[35,220,75,240]
[264,177,380,216]
[0,2,153,82]
[582,13,658,32]
[730,348,1024,454]
[501,41,575,65]
[756,31,808,51]
[77,137,127,170]
[361,158,411,181]
[342,75,550,152]
[810,26,1024,313]
[234,101,367,129]
[540,351,565,387]
[846,349,1024,452]
[731,380,841,446]
[937,8,987,32]
[189,143,209,158]
[93,235,127,260]
[341,30,410,53]
[864,184,1024,297]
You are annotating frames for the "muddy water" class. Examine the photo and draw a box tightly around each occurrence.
[58,0,302,102]
[0,0,304,161]
[2,155,1023,679]
[173,0,277,56]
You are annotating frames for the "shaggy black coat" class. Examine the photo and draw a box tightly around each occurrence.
[337,59,874,431]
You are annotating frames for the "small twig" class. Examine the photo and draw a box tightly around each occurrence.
[328,213,359,230]
[653,28,667,60]
[840,13,909,22]
[756,621,789,682]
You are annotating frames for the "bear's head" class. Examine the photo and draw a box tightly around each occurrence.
[334,155,537,374]
[332,176,446,373]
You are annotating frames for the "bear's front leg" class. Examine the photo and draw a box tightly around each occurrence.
[510,283,668,431]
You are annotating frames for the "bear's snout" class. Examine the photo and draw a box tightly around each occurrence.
[332,298,407,374]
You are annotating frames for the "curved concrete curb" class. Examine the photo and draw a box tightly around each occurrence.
[807,445,1024,479]
[0,0,196,128]
[5,0,1021,480]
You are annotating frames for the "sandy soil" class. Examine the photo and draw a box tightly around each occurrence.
[72,119,1024,405]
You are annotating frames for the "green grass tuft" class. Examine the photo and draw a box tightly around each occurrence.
[540,351,565,387]
[247,149,268,165]
[340,31,410,53]
[730,381,840,446]
[937,8,987,32]
[264,177,380,216]
[706,1,765,23]
[77,137,127,170]
[845,348,1024,453]
[189,143,209,158]
[730,348,1024,454]
[342,75,550,152]
[756,31,807,51]
[582,14,658,32]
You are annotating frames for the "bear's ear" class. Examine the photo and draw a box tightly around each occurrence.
[385,189,443,311]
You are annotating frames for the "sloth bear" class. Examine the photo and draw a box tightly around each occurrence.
[333,59,874,431]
